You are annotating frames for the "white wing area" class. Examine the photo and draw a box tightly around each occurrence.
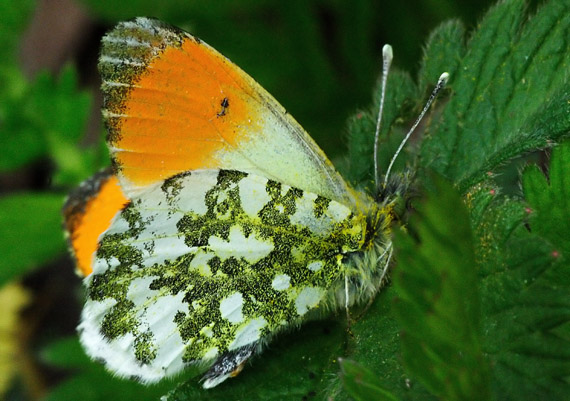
[79,284,189,383]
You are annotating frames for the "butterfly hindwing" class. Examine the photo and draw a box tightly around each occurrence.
[78,169,366,383]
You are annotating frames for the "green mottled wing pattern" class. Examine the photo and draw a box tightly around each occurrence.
[79,169,366,383]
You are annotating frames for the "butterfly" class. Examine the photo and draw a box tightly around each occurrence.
[63,17,426,388]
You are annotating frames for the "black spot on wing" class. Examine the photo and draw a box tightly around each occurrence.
[216,97,229,117]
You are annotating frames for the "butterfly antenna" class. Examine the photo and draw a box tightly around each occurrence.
[374,45,393,188]
[382,72,450,187]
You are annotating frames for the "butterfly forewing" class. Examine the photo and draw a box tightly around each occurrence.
[99,18,354,206]
[63,170,128,276]
[79,169,366,382]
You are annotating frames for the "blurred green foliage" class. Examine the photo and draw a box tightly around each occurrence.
[393,177,490,401]
[0,0,569,400]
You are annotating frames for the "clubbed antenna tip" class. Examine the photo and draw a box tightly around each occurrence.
[382,71,450,187]
[382,44,393,64]
[373,44,394,188]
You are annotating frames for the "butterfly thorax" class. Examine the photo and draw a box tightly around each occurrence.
[340,172,418,307]
[334,188,395,309]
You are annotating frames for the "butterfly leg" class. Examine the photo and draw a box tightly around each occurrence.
[201,344,257,388]
[344,273,352,326]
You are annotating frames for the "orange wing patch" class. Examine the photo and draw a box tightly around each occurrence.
[63,172,128,276]
[100,19,262,189]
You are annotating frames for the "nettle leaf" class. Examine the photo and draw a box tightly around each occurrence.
[419,0,570,193]
[392,177,490,401]
[339,359,399,401]
[522,141,570,256]
[483,238,569,400]
[467,182,528,278]
[418,19,465,96]
[468,180,570,400]
[342,286,435,401]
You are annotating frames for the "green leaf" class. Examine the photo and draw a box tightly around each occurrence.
[44,337,174,401]
[28,65,94,184]
[420,0,570,192]
[26,66,91,143]
[345,286,435,401]
[467,183,528,277]
[418,19,465,94]
[0,0,35,62]
[0,193,66,285]
[523,141,570,256]
[339,359,399,401]
[0,64,28,102]
[482,236,570,400]
[0,102,46,171]
[469,181,570,400]
[42,336,94,369]
[393,176,490,401]
[0,65,94,176]
[0,0,41,171]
